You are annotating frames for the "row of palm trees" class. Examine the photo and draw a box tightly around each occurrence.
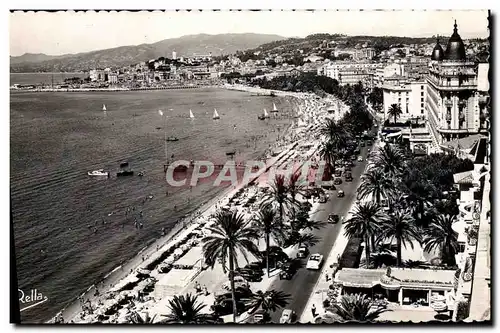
[344,143,463,268]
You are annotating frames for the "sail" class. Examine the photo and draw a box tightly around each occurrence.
[272,103,278,112]
[103,104,107,111]
[189,110,194,119]
[213,109,220,119]
[264,108,269,118]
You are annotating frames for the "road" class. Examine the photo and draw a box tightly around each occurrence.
[268,144,372,323]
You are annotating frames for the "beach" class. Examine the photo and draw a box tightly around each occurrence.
[47,85,346,324]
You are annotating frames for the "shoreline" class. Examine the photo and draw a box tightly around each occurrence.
[10,85,219,93]
[48,85,307,324]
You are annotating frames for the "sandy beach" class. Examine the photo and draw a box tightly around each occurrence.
[52,84,346,324]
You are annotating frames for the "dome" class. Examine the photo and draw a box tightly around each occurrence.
[444,20,466,61]
[431,37,444,61]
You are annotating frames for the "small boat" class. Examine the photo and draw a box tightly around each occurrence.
[102,104,107,111]
[117,170,134,177]
[120,162,129,168]
[189,110,195,119]
[156,126,162,130]
[88,169,109,177]
[226,151,236,156]
[138,171,145,177]
[213,109,220,120]
[166,136,179,142]
[258,115,266,120]
[271,103,278,113]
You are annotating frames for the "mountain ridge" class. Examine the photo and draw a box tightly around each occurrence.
[10,33,285,73]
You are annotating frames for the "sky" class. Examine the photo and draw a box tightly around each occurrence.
[9,9,489,56]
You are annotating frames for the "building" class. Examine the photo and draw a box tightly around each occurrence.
[425,21,489,151]
[335,267,456,310]
[318,61,384,86]
[382,75,427,121]
[172,51,177,60]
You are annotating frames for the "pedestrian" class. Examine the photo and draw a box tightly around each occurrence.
[311,304,317,317]
[325,272,330,282]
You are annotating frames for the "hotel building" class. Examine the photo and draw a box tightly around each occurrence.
[426,21,489,149]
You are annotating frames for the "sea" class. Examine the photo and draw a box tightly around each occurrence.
[10,74,298,322]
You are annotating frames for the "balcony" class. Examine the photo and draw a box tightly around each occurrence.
[427,76,477,91]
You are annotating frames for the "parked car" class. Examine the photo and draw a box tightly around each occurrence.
[344,166,352,172]
[296,245,309,258]
[328,214,340,224]
[222,276,249,290]
[337,190,345,198]
[306,254,324,270]
[333,178,342,185]
[319,195,327,203]
[367,140,373,146]
[235,268,263,282]
[334,170,342,177]
[345,173,353,182]
[280,309,296,323]
[279,260,301,280]
[212,287,252,316]
[357,156,363,162]
[252,309,269,323]
[351,155,357,161]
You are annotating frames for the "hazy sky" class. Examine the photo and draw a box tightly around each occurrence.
[9,10,489,56]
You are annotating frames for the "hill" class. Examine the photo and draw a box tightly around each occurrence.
[10,33,285,73]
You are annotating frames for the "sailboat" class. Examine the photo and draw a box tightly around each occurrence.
[258,108,270,120]
[213,108,220,120]
[102,104,107,111]
[271,103,278,113]
[189,109,195,119]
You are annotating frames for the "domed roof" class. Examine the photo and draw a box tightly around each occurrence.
[444,20,466,61]
[431,37,444,61]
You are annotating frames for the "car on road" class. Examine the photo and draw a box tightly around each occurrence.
[296,245,309,258]
[280,309,296,323]
[334,169,342,177]
[222,276,249,290]
[279,259,301,280]
[328,214,340,224]
[344,166,352,172]
[360,141,365,147]
[333,178,342,185]
[306,254,324,270]
[235,268,263,282]
[319,195,328,203]
[345,173,353,182]
[357,156,363,162]
[252,309,269,323]
[351,155,357,161]
[367,140,373,146]
[337,190,345,197]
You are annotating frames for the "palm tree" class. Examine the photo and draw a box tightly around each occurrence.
[264,174,292,228]
[285,232,319,248]
[202,211,261,322]
[387,103,402,124]
[357,168,395,206]
[320,118,348,146]
[423,214,460,267]
[343,202,385,268]
[332,293,390,322]
[253,204,284,277]
[128,311,157,324]
[159,293,217,324]
[288,170,305,231]
[377,210,422,266]
[247,290,291,322]
[404,181,434,226]
[374,144,405,177]
[319,139,341,178]
[297,219,327,232]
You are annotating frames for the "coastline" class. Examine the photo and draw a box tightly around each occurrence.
[10,85,218,93]
[49,85,308,324]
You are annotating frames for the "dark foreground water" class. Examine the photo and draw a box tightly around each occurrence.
[10,88,297,322]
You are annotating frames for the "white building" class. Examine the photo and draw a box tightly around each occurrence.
[172,51,177,60]
[382,75,427,122]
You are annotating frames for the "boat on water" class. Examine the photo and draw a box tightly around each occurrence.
[213,109,220,120]
[258,108,270,120]
[88,169,109,177]
[226,151,236,156]
[189,110,195,119]
[271,103,278,113]
[117,170,134,177]
[102,104,107,111]
[166,136,179,142]
[120,162,129,168]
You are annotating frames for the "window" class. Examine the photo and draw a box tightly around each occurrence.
[421,103,424,108]
[421,92,424,96]
[421,85,424,90]
[421,98,424,102]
